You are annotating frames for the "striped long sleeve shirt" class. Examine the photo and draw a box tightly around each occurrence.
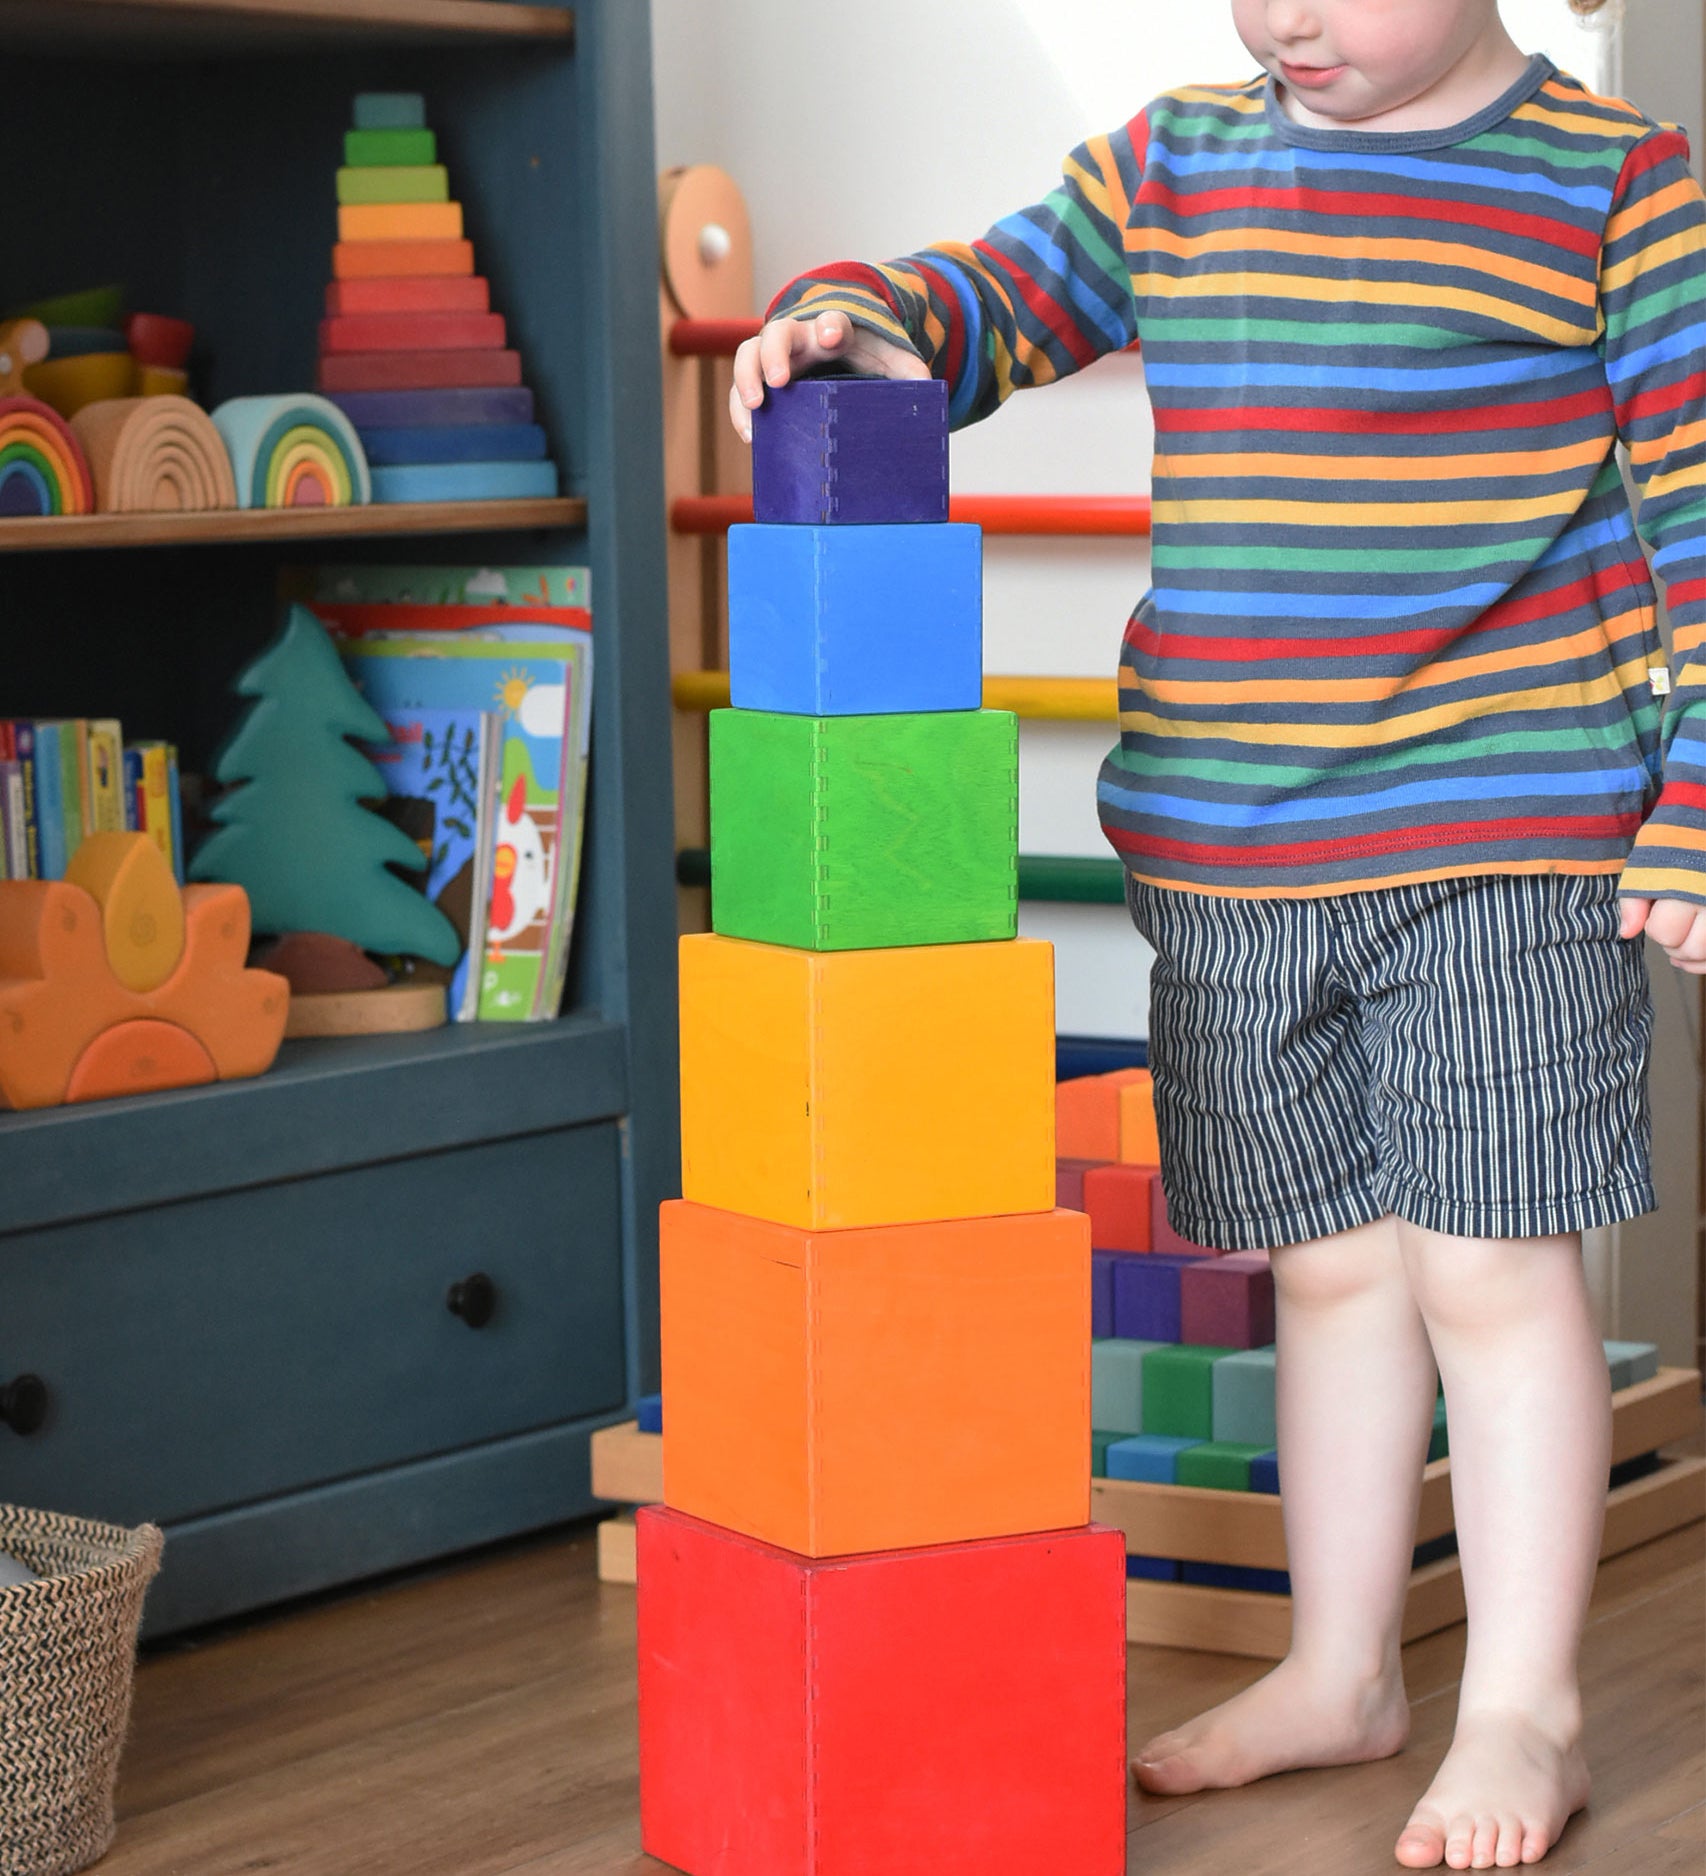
[768,57,1706,902]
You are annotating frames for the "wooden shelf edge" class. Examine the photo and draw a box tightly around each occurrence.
[0,496,585,553]
[2,1,577,49]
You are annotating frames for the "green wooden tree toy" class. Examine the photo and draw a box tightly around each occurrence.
[190,604,460,968]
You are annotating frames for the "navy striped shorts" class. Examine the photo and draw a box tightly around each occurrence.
[1125,872,1655,1248]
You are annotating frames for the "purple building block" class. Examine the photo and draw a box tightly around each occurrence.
[1179,1259,1276,1349]
[1110,1250,1208,1343]
[1056,1157,1106,1211]
[1091,1251,1116,1339]
[752,376,948,525]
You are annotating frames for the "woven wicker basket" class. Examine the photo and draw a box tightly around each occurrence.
[0,1505,163,1876]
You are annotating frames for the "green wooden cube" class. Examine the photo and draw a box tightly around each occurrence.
[336,165,451,206]
[1429,1396,1450,1462]
[709,708,1018,950]
[345,127,438,168]
[1176,1441,1272,1492]
[1092,1429,1123,1479]
[1092,1338,1161,1436]
[1141,1344,1237,1440]
[1211,1346,1276,1446]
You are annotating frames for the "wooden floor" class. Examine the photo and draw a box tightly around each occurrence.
[102,1512,1703,1875]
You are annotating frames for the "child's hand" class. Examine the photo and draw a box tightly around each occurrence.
[1620,895,1706,971]
[729,312,930,443]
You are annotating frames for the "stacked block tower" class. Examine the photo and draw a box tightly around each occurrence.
[636,378,1127,1875]
[317,93,558,504]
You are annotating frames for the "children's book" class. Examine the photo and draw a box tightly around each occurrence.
[0,723,22,880]
[11,724,40,877]
[28,723,67,879]
[125,741,175,875]
[87,719,126,834]
[306,565,593,1023]
[362,704,502,1020]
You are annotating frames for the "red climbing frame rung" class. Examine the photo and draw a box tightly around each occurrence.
[671,492,1152,537]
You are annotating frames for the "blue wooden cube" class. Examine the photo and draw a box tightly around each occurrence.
[1104,1433,1203,1484]
[1603,1339,1659,1390]
[729,523,982,715]
[636,1393,664,1435]
[1250,1449,1281,1495]
[753,376,949,525]
[1109,1250,1206,1343]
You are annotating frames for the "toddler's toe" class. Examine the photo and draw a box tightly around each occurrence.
[1395,1810,1446,1868]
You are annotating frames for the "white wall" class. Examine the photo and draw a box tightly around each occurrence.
[652,0,1624,1040]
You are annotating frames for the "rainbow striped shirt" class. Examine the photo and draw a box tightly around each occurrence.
[769,58,1706,902]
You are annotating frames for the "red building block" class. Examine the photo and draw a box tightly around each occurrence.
[1180,1257,1276,1349]
[315,347,523,392]
[1055,1156,1106,1210]
[1082,1161,1157,1252]
[318,310,507,353]
[638,1508,1127,1876]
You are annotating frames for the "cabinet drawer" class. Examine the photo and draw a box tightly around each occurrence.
[0,1124,625,1528]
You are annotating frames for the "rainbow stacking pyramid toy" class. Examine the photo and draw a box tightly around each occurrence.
[637,378,1127,1875]
[317,92,558,504]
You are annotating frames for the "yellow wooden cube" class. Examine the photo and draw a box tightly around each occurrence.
[679,933,1056,1229]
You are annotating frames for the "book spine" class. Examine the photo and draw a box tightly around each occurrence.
[166,744,184,884]
[0,761,24,880]
[136,744,173,871]
[72,719,93,840]
[58,722,85,871]
[30,723,66,880]
[123,747,142,832]
[0,723,15,880]
[87,719,126,833]
[15,725,41,878]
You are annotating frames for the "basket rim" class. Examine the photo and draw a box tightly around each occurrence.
[0,1502,164,1603]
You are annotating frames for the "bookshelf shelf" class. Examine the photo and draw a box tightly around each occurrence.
[0,497,587,554]
[0,1,576,54]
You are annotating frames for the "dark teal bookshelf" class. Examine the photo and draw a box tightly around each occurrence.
[0,0,678,1638]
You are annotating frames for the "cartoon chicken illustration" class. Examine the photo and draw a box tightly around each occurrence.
[487,772,551,959]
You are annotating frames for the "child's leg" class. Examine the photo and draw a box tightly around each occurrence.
[1132,1211,1437,1792]
[1392,1225,1606,1871]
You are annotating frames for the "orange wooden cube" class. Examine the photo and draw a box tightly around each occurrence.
[1056,1068,1158,1163]
[660,1199,1091,1557]
[679,934,1055,1230]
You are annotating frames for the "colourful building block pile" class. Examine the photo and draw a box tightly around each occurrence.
[317,93,558,504]
[1067,1064,1660,1592]
[638,378,1126,1875]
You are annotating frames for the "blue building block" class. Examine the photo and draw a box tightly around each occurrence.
[1603,1339,1660,1391]
[753,376,949,525]
[1104,1433,1204,1484]
[354,92,427,130]
[1091,1252,1116,1340]
[1181,1561,1291,1595]
[728,523,983,716]
[358,422,549,465]
[1212,1346,1277,1446]
[1109,1250,1207,1343]
[636,1394,663,1435]
[1091,1338,1162,1435]
[1127,1554,1181,1582]
[1250,1449,1281,1494]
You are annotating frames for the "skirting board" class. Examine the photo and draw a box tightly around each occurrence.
[1125,1451,1706,1659]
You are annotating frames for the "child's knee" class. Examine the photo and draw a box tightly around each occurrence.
[1272,1216,1402,1311]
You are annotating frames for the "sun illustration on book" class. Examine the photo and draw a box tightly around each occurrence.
[497,667,535,717]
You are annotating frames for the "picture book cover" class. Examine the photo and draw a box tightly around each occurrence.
[337,640,578,1022]
[363,704,502,1020]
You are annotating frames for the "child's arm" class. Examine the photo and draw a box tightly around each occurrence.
[731,117,1147,442]
[1602,128,1706,968]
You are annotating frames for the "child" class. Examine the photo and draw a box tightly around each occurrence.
[730,1,1705,1868]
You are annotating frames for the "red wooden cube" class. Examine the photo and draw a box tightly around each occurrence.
[1082,1161,1157,1252]
[1180,1257,1276,1349]
[1152,1178,1231,1256]
[638,1508,1127,1876]
[1056,1156,1106,1210]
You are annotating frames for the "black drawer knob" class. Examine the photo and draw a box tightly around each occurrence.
[0,1374,48,1437]
[447,1274,497,1329]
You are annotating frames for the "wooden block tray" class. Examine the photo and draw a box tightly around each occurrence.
[587,1368,1705,1628]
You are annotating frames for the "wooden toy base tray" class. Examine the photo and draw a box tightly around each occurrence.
[586,1369,1706,1647]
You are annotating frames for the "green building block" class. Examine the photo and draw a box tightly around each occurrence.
[1092,1339,1162,1436]
[1092,1429,1124,1479]
[336,165,451,206]
[1429,1396,1450,1462]
[708,708,1018,950]
[1142,1344,1238,1440]
[1176,1442,1272,1492]
[354,92,427,130]
[1211,1346,1277,1446]
[345,127,438,168]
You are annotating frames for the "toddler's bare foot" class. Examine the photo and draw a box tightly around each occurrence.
[1131,1656,1410,1795]
[1394,1708,1589,1869]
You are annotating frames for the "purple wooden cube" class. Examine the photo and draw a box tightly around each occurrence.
[1056,1157,1106,1211]
[1091,1251,1116,1339]
[1110,1251,1207,1343]
[752,376,949,524]
[1179,1261,1276,1350]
